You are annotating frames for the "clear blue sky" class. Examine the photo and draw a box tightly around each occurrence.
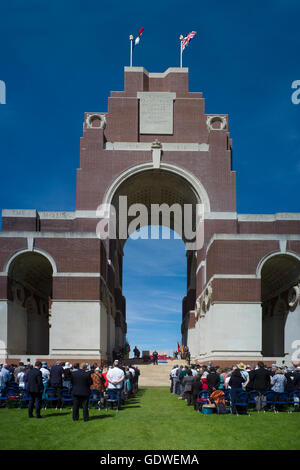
[0,1,299,355]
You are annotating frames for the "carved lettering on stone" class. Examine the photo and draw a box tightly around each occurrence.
[137,92,176,134]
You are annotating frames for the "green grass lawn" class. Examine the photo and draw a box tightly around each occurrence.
[0,386,299,450]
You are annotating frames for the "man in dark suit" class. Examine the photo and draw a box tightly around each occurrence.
[71,363,92,422]
[26,361,43,418]
[252,361,271,411]
[50,361,64,409]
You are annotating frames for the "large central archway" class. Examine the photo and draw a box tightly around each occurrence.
[105,166,204,356]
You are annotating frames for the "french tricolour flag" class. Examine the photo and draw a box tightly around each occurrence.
[133,27,144,48]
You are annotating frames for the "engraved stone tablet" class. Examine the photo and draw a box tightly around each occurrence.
[137,92,176,134]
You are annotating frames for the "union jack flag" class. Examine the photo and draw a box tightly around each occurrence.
[181,31,197,51]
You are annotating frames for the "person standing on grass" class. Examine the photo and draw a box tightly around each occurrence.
[71,363,93,422]
[183,369,195,406]
[50,361,64,409]
[252,361,271,411]
[192,374,203,411]
[271,369,287,412]
[27,361,43,419]
[106,360,125,410]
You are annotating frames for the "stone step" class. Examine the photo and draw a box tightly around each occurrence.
[127,359,188,387]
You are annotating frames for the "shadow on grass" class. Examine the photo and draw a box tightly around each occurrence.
[41,412,70,418]
[88,414,115,421]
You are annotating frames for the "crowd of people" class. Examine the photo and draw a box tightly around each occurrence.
[0,359,140,421]
[170,361,300,414]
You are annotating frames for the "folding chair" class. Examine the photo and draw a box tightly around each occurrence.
[248,390,259,410]
[230,390,249,415]
[6,384,21,408]
[89,389,101,410]
[19,388,30,409]
[105,390,120,412]
[291,391,300,411]
[61,387,73,408]
[0,390,7,408]
[196,391,210,412]
[262,390,275,412]
[224,389,231,406]
[44,387,58,409]
[274,392,292,413]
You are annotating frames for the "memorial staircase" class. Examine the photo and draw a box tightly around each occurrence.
[124,358,188,387]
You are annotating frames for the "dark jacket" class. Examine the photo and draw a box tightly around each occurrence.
[71,370,93,396]
[246,369,255,391]
[228,375,244,389]
[252,367,271,392]
[183,375,194,392]
[293,371,300,390]
[191,379,203,397]
[26,368,43,394]
[207,372,220,391]
[285,372,295,392]
[50,365,64,387]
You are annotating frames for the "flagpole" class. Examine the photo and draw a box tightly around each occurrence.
[129,35,133,67]
[179,35,183,68]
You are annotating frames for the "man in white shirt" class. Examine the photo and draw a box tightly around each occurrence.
[106,360,124,409]
[170,365,180,394]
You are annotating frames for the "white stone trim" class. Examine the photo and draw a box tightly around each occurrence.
[256,250,300,278]
[101,161,211,213]
[3,248,58,275]
[75,211,99,219]
[0,231,98,239]
[38,211,75,220]
[205,212,237,220]
[280,240,287,253]
[54,272,101,277]
[238,213,300,222]
[27,237,34,251]
[206,233,300,255]
[196,260,206,275]
[124,66,188,77]
[2,209,37,218]
[104,142,209,152]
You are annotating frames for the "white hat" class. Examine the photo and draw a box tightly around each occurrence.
[64,362,72,368]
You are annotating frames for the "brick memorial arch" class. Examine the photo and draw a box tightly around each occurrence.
[0,66,300,366]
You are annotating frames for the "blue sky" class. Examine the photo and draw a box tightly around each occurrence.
[0,1,299,355]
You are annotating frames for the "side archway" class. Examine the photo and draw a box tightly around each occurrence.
[7,251,53,355]
[259,253,300,358]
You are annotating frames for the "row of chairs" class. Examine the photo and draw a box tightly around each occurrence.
[197,389,300,414]
[0,384,121,411]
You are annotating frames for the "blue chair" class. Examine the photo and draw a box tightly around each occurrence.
[248,390,259,410]
[290,390,300,411]
[274,392,291,413]
[6,383,21,408]
[224,389,231,405]
[90,389,102,409]
[44,387,58,409]
[230,389,249,415]
[61,387,73,408]
[262,390,275,412]
[19,388,30,408]
[0,389,8,408]
[105,390,120,412]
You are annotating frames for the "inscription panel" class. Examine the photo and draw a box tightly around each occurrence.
[137,92,176,134]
